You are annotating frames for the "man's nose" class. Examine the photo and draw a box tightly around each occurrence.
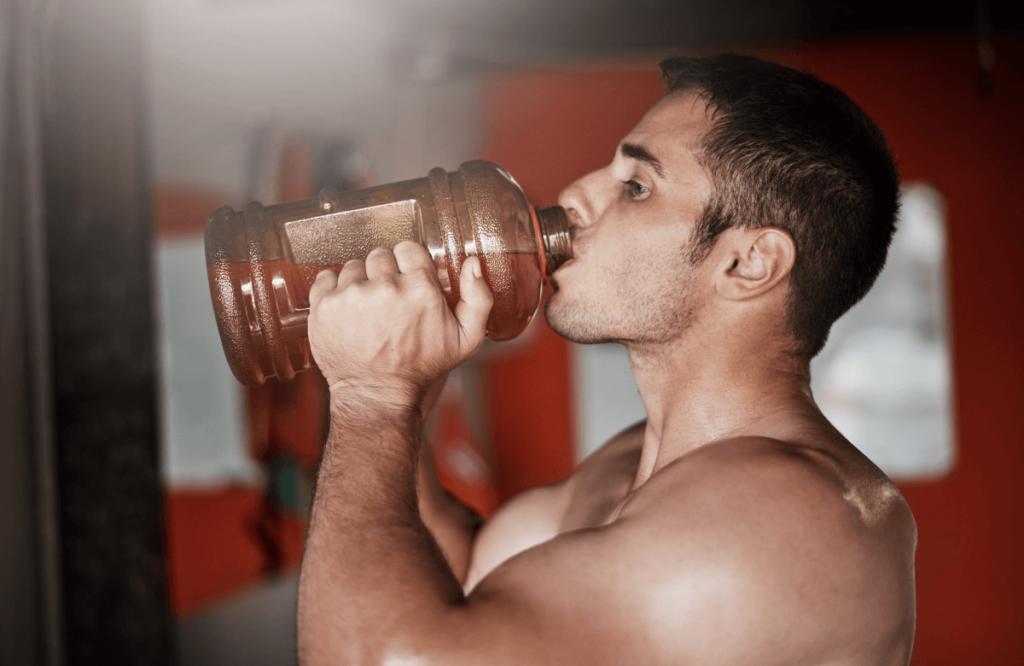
[557,169,603,230]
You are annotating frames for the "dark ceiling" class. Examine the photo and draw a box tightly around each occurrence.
[384,0,1022,53]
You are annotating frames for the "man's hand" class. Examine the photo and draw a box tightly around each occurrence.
[307,241,493,408]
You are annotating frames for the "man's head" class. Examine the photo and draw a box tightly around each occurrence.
[546,54,899,359]
[663,54,900,357]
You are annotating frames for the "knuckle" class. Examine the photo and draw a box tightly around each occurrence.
[349,281,371,297]
[376,275,400,295]
[414,267,437,285]
[410,275,437,297]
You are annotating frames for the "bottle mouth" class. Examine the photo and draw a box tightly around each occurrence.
[535,206,572,276]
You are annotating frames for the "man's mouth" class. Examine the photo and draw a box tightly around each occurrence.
[550,256,573,280]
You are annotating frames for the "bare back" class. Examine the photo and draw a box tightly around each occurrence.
[465,422,917,666]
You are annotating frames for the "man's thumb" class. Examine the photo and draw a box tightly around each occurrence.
[454,256,493,354]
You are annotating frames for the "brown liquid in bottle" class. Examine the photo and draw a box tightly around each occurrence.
[475,252,542,341]
[207,251,541,376]
[205,161,570,386]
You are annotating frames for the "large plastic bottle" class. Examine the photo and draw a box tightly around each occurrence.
[205,160,572,386]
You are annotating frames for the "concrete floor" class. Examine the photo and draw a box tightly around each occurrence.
[176,574,299,666]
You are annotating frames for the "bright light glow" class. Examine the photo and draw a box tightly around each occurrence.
[811,183,955,479]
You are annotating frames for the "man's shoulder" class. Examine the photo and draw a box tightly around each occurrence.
[469,436,915,664]
[623,435,915,558]
[610,436,916,662]
[474,436,915,665]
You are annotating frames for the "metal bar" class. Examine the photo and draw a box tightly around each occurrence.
[40,0,173,662]
[14,0,65,661]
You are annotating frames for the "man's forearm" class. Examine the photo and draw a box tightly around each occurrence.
[298,395,466,665]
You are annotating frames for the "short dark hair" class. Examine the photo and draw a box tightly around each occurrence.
[660,53,900,358]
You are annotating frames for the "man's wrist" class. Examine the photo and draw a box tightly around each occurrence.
[324,382,425,462]
[328,380,424,419]
[314,384,425,525]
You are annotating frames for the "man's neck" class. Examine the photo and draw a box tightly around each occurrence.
[625,328,817,490]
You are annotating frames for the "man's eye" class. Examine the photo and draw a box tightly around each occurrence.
[624,180,649,198]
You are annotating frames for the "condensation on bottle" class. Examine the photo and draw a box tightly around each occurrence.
[205,160,572,386]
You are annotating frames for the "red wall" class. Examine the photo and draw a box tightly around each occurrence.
[479,35,1024,663]
[480,68,667,499]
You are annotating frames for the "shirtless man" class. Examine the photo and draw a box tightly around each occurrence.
[297,54,917,665]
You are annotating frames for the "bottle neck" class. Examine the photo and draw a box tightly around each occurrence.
[535,206,572,276]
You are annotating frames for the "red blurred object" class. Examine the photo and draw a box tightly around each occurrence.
[248,370,326,469]
[431,385,499,519]
[163,487,303,615]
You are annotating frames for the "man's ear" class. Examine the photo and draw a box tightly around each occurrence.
[714,227,796,301]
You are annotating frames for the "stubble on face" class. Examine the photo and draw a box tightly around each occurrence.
[545,92,715,349]
[544,239,702,348]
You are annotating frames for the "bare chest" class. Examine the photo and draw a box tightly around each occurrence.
[465,429,645,590]
[559,432,645,533]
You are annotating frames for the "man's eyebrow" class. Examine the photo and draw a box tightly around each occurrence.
[619,143,666,179]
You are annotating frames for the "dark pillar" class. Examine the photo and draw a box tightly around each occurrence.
[41,0,173,662]
[1,5,43,663]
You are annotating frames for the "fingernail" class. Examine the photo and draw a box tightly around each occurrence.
[473,258,482,279]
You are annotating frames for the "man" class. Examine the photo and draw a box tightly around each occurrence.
[297,54,917,665]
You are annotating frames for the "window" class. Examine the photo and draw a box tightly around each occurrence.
[810,183,955,479]
[158,236,257,485]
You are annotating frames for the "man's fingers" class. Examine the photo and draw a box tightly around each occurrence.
[337,258,368,291]
[309,269,339,310]
[365,247,400,280]
[454,256,493,355]
[393,240,436,278]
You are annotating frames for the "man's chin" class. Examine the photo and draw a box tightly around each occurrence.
[543,294,613,345]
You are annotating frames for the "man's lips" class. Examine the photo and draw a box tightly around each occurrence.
[552,255,575,277]
[558,237,583,269]
[552,232,581,277]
